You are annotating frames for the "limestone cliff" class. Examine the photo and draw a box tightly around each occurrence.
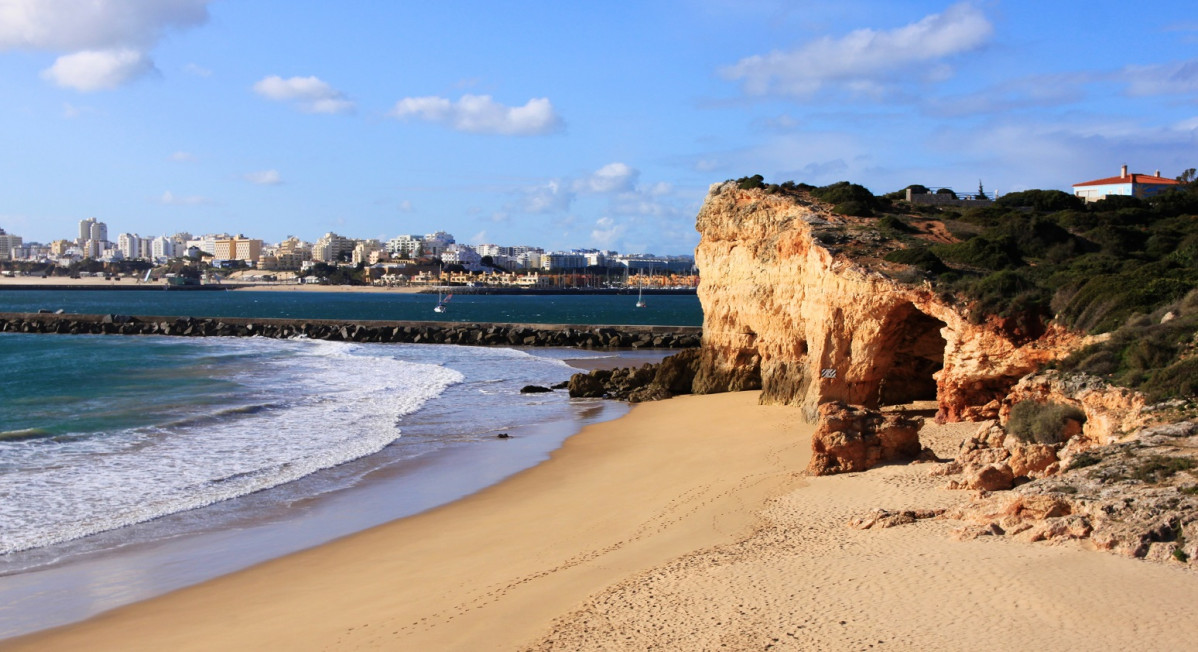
[692,182,1082,422]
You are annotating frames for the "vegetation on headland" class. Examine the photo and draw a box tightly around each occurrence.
[728,173,1198,401]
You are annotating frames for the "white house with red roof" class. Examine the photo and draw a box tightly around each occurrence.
[1072,165,1181,202]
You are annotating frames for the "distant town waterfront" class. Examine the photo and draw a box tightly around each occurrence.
[0,289,703,327]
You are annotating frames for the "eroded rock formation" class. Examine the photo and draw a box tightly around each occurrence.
[691,182,1082,422]
[808,402,925,475]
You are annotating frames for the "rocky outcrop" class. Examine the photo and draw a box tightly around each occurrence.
[568,349,700,402]
[691,182,1082,421]
[808,402,925,475]
[0,312,701,349]
[943,419,1198,567]
[1001,371,1147,446]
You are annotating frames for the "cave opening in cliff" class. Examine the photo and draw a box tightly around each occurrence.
[876,303,946,406]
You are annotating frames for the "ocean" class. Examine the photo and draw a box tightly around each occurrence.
[0,289,703,326]
[0,290,688,637]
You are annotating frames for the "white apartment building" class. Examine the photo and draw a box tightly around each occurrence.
[515,251,542,270]
[540,252,588,271]
[312,232,355,263]
[422,231,455,258]
[441,243,483,270]
[117,233,142,260]
[352,239,384,265]
[0,228,22,261]
[151,236,175,261]
[79,217,107,245]
[185,234,224,256]
[386,234,424,258]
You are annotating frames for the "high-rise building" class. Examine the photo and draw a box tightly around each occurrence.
[214,235,263,264]
[0,227,22,261]
[78,217,107,245]
[117,233,142,260]
[313,232,355,262]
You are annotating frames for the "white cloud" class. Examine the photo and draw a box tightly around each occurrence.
[574,162,639,194]
[398,200,413,212]
[244,169,282,185]
[184,62,211,77]
[390,94,563,135]
[158,190,210,205]
[721,2,992,96]
[590,217,628,248]
[61,101,93,118]
[926,73,1087,117]
[0,0,212,91]
[0,0,211,51]
[253,75,355,114]
[170,150,194,162]
[42,48,154,91]
[1120,58,1198,96]
[520,179,574,213]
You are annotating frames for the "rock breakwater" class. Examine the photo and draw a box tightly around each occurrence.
[0,312,701,349]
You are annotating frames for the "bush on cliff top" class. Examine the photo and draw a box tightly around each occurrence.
[1056,290,1198,401]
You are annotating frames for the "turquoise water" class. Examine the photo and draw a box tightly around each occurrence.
[0,333,610,557]
[0,290,703,326]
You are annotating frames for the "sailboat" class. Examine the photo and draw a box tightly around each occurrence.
[433,266,451,312]
[434,289,452,313]
[635,272,647,308]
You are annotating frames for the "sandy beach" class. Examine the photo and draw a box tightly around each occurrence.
[9,391,1198,650]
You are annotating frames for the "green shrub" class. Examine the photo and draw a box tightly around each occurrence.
[884,247,947,274]
[1069,451,1102,469]
[877,215,914,233]
[810,181,876,206]
[933,235,1024,270]
[1008,400,1085,445]
[997,189,1084,212]
[1131,455,1197,483]
[833,200,874,217]
[736,174,765,190]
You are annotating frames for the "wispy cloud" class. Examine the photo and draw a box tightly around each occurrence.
[590,216,627,248]
[244,169,282,185]
[1119,58,1198,97]
[170,150,195,162]
[184,62,211,77]
[389,94,563,135]
[61,101,94,118]
[158,190,210,206]
[926,73,1089,117]
[721,2,992,97]
[253,75,355,114]
[573,162,638,194]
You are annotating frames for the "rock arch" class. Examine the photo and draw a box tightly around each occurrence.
[873,302,947,406]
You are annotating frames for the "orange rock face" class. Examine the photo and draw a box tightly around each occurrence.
[807,402,923,475]
[692,183,1083,422]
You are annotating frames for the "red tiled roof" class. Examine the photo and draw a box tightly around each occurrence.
[1073,173,1181,187]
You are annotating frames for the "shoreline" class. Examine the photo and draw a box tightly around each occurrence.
[0,278,696,295]
[9,392,1198,650]
[0,348,656,640]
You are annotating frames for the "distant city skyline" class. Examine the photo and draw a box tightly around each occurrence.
[2,1,1196,253]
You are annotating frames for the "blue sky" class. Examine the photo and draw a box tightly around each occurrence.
[1,1,1196,255]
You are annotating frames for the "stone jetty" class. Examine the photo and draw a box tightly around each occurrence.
[0,312,701,349]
